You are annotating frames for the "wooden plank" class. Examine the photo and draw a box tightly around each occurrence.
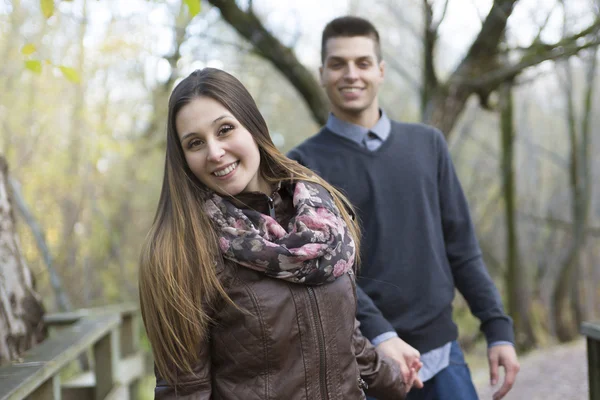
[0,314,119,400]
[582,322,600,341]
[60,353,145,389]
[44,303,138,327]
[104,385,129,400]
[28,375,61,400]
[117,353,145,387]
[589,337,600,400]
[61,386,93,400]
[61,371,94,388]
[94,328,118,400]
[120,313,139,357]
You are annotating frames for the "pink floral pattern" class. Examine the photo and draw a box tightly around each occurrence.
[204,182,356,284]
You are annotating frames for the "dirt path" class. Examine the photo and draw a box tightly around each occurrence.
[473,339,588,400]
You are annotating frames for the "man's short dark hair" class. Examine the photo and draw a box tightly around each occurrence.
[321,16,382,63]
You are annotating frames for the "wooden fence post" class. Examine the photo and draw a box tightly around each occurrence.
[582,322,600,400]
[29,376,61,400]
[94,328,119,400]
[120,312,141,399]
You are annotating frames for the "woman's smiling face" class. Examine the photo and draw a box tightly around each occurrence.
[176,96,268,196]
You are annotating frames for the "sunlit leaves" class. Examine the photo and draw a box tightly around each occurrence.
[25,60,43,74]
[21,44,37,55]
[40,0,55,19]
[58,66,81,83]
[184,0,201,17]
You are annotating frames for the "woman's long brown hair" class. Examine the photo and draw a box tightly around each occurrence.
[139,68,361,385]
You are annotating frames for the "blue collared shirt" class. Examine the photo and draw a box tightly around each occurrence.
[325,110,391,151]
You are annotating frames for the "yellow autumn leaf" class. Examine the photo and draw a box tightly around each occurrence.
[184,0,201,17]
[41,0,54,19]
[59,66,81,83]
[21,44,37,55]
[25,60,43,74]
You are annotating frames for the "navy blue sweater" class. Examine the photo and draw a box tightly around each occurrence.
[288,122,514,353]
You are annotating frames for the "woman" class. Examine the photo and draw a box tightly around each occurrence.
[139,68,415,399]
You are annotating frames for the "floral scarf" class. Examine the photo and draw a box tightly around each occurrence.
[204,181,355,284]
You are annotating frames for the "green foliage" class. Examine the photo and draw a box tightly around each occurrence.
[184,0,201,17]
[58,66,81,83]
[40,0,55,18]
[24,59,43,74]
[21,44,37,55]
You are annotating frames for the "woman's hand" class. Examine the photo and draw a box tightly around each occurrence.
[376,337,424,390]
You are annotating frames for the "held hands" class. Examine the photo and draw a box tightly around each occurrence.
[376,337,424,391]
[488,344,520,400]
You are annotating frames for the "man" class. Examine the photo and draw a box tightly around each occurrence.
[287,16,520,400]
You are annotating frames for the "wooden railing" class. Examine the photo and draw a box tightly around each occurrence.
[0,304,146,400]
[582,321,600,400]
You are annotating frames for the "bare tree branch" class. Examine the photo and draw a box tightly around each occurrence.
[516,136,569,168]
[9,179,71,312]
[518,213,600,237]
[530,7,556,44]
[431,0,451,32]
[420,0,439,119]
[463,0,518,61]
[206,0,329,125]
[382,50,421,91]
[380,0,421,40]
[464,19,600,89]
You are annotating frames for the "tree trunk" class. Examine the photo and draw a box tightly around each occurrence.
[552,44,596,342]
[499,81,537,350]
[0,155,46,364]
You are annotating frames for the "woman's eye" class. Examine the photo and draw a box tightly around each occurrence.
[218,124,234,136]
[188,138,204,148]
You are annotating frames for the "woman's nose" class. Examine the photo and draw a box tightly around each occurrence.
[206,141,225,162]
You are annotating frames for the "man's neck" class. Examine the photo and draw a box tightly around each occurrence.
[332,107,380,129]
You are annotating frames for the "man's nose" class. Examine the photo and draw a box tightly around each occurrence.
[344,64,359,80]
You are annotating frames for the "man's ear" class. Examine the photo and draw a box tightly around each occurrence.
[319,65,325,86]
[379,60,386,79]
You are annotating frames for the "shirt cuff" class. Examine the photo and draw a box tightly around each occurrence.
[488,341,514,348]
[371,331,399,347]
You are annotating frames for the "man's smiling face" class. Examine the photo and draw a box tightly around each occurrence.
[320,36,385,124]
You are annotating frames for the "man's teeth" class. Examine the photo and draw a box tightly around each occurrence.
[341,88,360,93]
[214,162,238,177]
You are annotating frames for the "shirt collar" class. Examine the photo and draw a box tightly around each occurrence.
[325,109,391,145]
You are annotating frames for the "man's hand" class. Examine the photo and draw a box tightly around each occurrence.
[377,337,424,390]
[488,344,520,400]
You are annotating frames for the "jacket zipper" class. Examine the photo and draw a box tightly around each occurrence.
[266,195,275,218]
[307,286,328,400]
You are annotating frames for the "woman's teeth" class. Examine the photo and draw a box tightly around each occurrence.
[214,162,238,177]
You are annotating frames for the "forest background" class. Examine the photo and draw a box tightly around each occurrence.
[2,0,600,396]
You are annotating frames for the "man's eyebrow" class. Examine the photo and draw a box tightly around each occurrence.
[180,115,231,142]
[326,55,374,62]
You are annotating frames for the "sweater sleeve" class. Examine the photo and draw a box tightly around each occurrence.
[356,284,397,342]
[435,130,515,345]
[286,148,304,165]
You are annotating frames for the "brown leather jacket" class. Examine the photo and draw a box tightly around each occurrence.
[154,185,406,400]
